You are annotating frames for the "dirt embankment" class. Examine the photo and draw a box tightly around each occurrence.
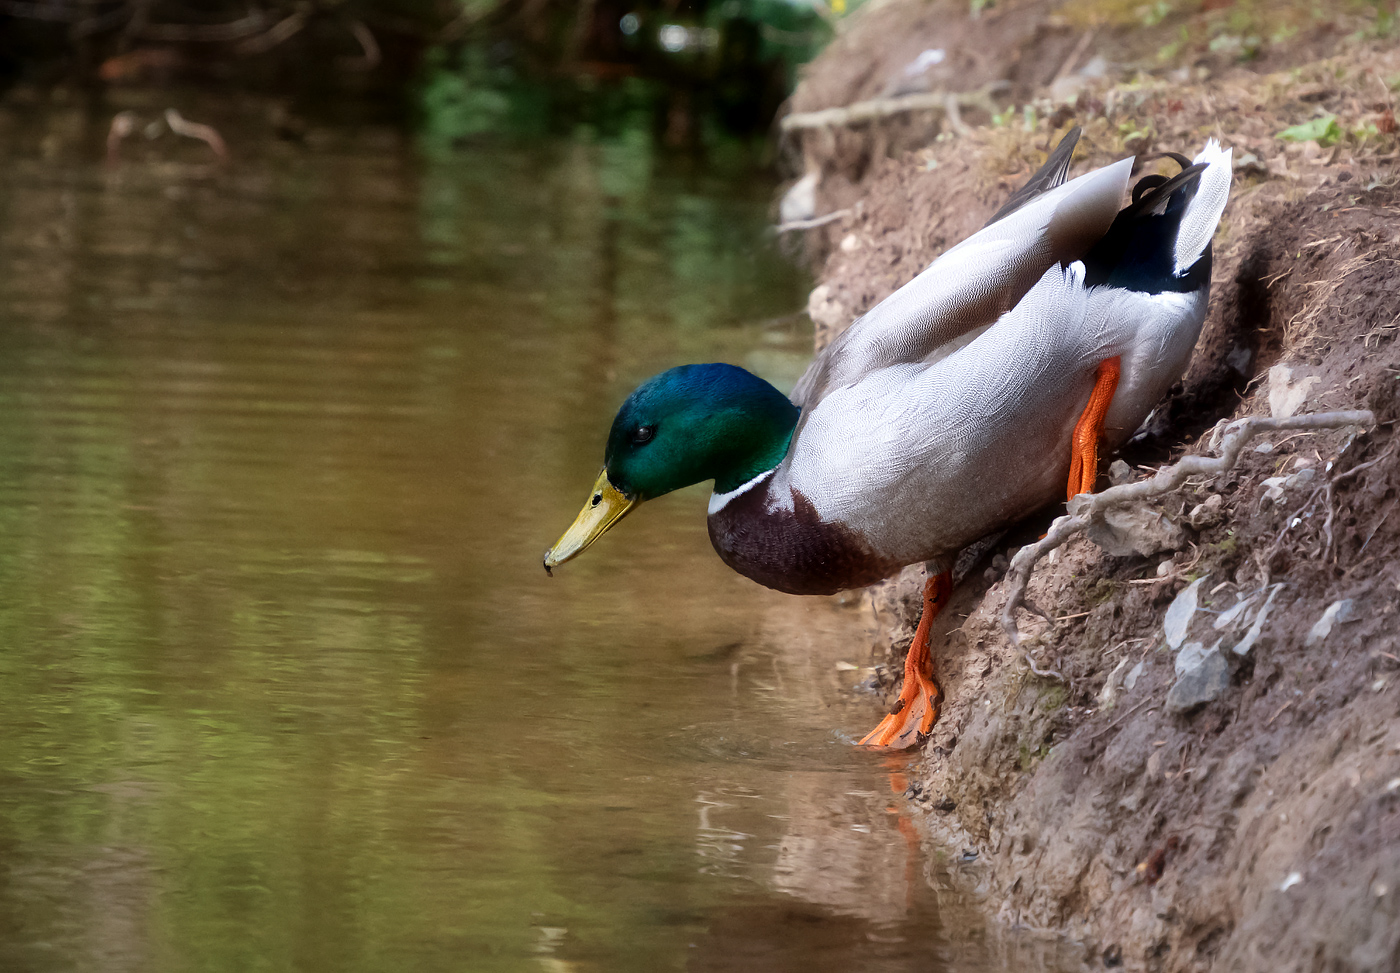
[782,2,1400,969]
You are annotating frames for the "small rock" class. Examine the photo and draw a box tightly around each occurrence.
[1285,467,1316,490]
[779,171,818,224]
[1259,475,1288,505]
[1174,641,1212,677]
[1084,502,1186,557]
[807,285,849,349]
[1166,648,1230,713]
[1108,459,1133,486]
[1188,494,1224,528]
[1234,584,1284,656]
[902,47,946,76]
[1213,593,1255,631]
[1226,344,1254,373]
[1164,576,1208,650]
[1279,871,1303,892]
[1099,656,1131,710]
[1123,661,1145,691]
[1305,598,1358,646]
[1268,364,1321,420]
[839,233,862,252]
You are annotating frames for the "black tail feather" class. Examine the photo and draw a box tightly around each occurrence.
[1082,159,1210,294]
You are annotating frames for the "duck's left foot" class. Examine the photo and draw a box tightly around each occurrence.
[859,571,952,750]
[1067,356,1122,499]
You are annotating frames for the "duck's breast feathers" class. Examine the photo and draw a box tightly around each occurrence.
[790,156,1134,412]
[706,472,899,595]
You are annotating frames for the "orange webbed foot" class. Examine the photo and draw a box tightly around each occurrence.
[859,570,951,750]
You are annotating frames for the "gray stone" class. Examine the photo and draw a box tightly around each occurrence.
[1305,598,1359,646]
[1213,592,1255,631]
[1163,576,1208,650]
[1285,467,1316,490]
[1234,584,1284,656]
[1067,491,1185,559]
[1174,641,1211,677]
[1188,493,1224,528]
[1226,345,1253,375]
[1166,649,1231,714]
[1098,655,1132,710]
[1084,503,1187,558]
[1267,363,1321,420]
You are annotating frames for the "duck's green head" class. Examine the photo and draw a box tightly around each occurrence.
[544,363,798,572]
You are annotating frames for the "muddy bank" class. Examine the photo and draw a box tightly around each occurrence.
[782,2,1400,969]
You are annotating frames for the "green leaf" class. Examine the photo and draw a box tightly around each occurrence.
[1276,114,1342,147]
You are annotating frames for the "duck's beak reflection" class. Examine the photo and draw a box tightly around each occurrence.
[543,470,636,573]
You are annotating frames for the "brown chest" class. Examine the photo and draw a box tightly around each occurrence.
[705,484,900,596]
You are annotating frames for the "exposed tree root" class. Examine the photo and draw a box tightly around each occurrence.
[779,81,1009,133]
[999,409,1377,646]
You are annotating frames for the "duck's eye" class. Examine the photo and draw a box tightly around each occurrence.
[631,425,655,445]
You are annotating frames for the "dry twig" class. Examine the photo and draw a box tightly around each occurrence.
[999,410,1376,646]
[780,81,1009,133]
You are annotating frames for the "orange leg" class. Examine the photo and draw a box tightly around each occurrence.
[859,570,952,750]
[1067,356,1122,501]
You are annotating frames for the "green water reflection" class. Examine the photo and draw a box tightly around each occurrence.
[0,110,1074,973]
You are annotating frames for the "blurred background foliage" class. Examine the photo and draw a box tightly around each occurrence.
[0,0,857,142]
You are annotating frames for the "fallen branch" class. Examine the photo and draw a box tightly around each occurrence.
[775,208,851,233]
[779,81,1009,133]
[164,109,228,160]
[140,11,268,42]
[234,10,308,55]
[999,410,1376,646]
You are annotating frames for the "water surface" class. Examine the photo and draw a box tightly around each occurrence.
[0,104,1074,972]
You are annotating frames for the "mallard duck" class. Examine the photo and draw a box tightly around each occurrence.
[544,128,1232,749]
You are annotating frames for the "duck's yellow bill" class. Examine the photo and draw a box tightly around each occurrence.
[543,470,636,573]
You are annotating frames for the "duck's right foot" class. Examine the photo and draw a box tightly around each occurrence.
[859,570,951,751]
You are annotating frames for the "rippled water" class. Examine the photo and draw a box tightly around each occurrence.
[0,105,1075,972]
